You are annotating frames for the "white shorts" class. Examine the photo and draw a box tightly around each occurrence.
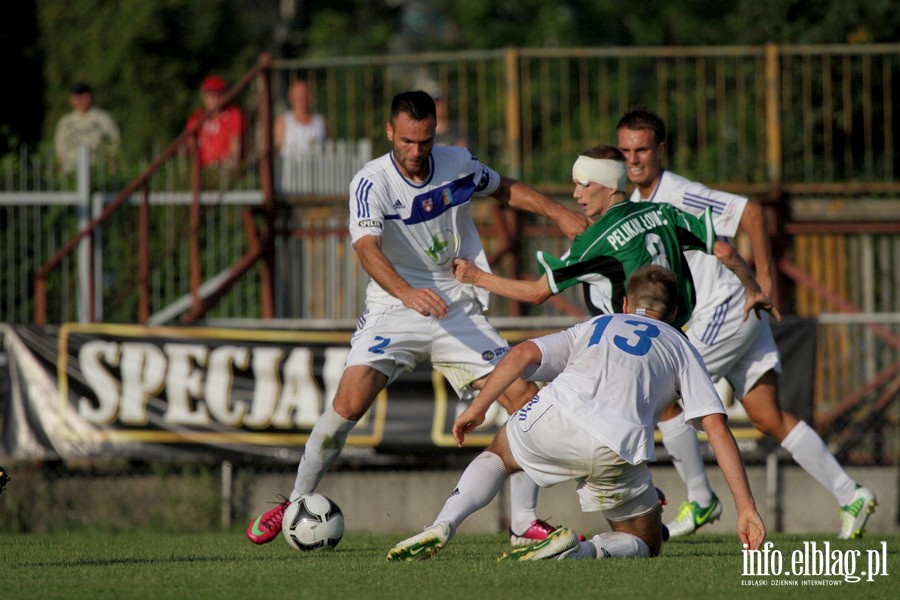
[687,307,781,400]
[345,299,509,398]
[505,400,655,519]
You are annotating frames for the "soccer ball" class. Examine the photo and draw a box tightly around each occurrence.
[281,493,344,551]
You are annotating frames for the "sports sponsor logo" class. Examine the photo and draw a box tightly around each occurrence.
[481,346,510,361]
[393,198,403,208]
[516,395,541,421]
[442,188,453,206]
[357,219,383,229]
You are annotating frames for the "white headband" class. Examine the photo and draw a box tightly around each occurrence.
[572,156,627,192]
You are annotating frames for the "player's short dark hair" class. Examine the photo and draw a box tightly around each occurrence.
[581,144,626,161]
[390,91,436,124]
[617,107,667,146]
[626,265,678,320]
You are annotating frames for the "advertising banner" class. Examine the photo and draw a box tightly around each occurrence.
[1,318,816,462]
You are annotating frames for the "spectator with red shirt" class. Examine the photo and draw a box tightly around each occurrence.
[184,75,244,169]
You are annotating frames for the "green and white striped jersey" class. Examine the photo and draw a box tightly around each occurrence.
[536,200,716,328]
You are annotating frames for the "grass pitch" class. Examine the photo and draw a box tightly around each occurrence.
[3,530,897,599]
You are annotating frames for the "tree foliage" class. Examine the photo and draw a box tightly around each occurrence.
[37,0,279,159]
[6,0,899,160]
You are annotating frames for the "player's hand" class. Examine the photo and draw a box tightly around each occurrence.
[452,258,484,285]
[556,209,589,240]
[743,289,781,323]
[737,508,766,551]
[452,406,487,447]
[399,287,449,319]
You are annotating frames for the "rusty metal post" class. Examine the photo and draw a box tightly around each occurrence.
[139,185,151,324]
[190,130,203,318]
[257,53,276,319]
[34,277,45,325]
[503,47,521,180]
[764,43,782,192]
[764,43,785,310]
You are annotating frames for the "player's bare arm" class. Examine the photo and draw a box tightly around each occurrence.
[738,200,775,298]
[452,258,552,305]
[453,341,543,446]
[712,240,781,322]
[354,235,449,319]
[493,175,588,240]
[701,412,767,551]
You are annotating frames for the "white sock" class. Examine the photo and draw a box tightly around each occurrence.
[290,405,355,502]
[509,471,540,534]
[780,420,857,506]
[658,414,714,506]
[590,532,651,558]
[434,452,508,530]
[558,541,598,560]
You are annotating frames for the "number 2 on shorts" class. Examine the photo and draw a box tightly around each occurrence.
[368,336,390,354]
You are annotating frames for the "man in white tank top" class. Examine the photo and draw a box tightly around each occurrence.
[275,79,328,158]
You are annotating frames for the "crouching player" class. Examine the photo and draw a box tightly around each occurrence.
[387,265,768,561]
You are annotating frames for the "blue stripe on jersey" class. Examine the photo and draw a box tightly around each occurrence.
[683,192,726,214]
[647,169,665,203]
[701,296,730,344]
[355,178,373,218]
[402,173,476,225]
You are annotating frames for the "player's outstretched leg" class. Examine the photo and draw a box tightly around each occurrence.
[387,521,455,561]
[744,376,878,540]
[246,405,357,544]
[779,420,878,538]
[388,451,508,560]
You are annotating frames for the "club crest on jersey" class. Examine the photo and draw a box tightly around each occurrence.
[423,228,459,266]
[422,198,433,212]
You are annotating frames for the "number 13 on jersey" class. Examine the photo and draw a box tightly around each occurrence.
[588,315,661,356]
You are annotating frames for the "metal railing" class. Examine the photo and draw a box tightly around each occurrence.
[1,44,897,327]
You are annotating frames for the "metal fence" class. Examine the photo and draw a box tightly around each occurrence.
[0,140,372,325]
[274,43,899,192]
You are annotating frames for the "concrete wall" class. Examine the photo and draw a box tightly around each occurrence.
[250,465,897,538]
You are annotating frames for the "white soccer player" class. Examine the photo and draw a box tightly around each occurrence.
[247,90,589,546]
[617,107,876,539]
[387,265,766,561]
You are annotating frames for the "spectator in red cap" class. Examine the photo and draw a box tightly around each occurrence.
[184,75,244,170]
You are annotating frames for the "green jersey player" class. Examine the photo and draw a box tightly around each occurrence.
[453,144,777,326]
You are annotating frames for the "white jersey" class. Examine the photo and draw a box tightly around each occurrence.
[631,169,747,344]
[523,313,725,464]
[280,112,327,157]
[348,146,500,308]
